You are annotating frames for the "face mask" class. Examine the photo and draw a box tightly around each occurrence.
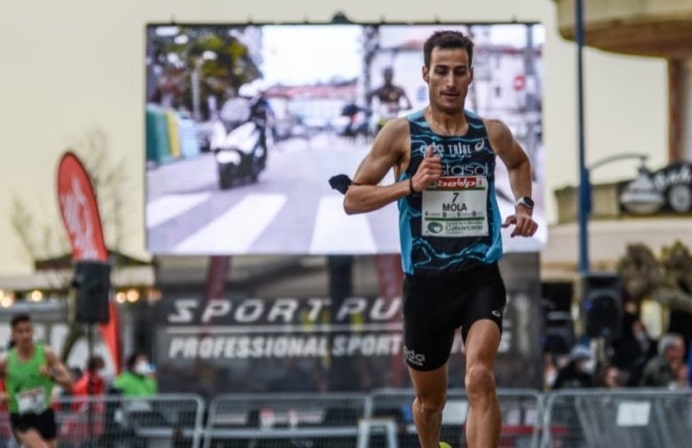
[580,359,596,374]
[134,361,150,375]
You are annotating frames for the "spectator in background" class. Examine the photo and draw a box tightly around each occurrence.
[639,333,687,388]
[72,355,106,398]
[113,353,158,398]
[61,356,108,445]
[599,365,625,389]
[613,317,658,386]
[552,345,596,390]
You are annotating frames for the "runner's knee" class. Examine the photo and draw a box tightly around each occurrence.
[465,363,495,399]
[16,434,49,448]
[414,392,446,416]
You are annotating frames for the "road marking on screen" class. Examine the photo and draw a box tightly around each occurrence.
[146,193,211,228]
[310,196,376,253]
[173,193,287,254]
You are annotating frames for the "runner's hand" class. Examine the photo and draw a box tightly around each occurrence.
[411,146,442,192]
[502,213,538,237]
[38,364,52,378]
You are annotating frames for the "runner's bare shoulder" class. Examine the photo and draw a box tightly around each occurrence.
[482,118,513,153]
[375,117,410,157]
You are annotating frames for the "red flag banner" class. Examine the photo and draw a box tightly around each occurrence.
[57,153,108,262]
[57,152,121,372]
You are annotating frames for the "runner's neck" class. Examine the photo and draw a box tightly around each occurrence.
[425,107,468,136]
[15,345,35,361]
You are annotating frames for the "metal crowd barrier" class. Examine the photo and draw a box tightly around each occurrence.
[50,393,204,448]
[366,388,543,448]
[3,388,688,448]
[203,393,369,448]
[541,389,692,448]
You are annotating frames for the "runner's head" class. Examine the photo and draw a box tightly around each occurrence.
[423,30,474,68]
[10,313,33,349]
[422,31,474,115]
[383,67,394,85]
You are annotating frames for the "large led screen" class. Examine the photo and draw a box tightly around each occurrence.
[145,22,546,255]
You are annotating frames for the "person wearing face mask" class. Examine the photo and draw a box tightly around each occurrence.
[113,353,158,398]
[551,345,596,390]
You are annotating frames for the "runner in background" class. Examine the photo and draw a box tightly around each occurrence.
[0,314,73,448]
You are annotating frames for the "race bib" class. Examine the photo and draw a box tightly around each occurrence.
[422,176,489,238]
[17,387,47,414]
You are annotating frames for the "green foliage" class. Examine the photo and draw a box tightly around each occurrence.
[617,241,692,313]
[149,25,262,115]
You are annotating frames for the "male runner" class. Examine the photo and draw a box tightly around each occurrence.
[367,67,413,134]
[343,30,538,448]
[0,313,73,448]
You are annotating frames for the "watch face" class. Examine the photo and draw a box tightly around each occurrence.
[518,197,534,208]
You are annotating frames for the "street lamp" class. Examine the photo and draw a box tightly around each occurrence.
[575,0,589,274]
[574,0,662,273]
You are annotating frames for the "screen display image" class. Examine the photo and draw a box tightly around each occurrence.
[145,22,546,255]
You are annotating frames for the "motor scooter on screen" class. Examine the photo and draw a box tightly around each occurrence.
[210,81,272,190]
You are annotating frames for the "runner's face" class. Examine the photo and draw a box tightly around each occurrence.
[423,47,472,114]
[11,321,33,348]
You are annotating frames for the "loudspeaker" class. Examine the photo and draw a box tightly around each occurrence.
[73,261,112,324]
[582,272,621,339]
[542,282,576,355]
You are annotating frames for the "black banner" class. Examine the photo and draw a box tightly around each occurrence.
[153,254,542,396]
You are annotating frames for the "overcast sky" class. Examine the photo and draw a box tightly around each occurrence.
[261,25,363,85]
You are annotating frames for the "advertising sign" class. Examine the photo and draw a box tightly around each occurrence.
[153,254,542,395]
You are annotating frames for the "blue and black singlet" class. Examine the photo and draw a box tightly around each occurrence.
[397,109,503,275]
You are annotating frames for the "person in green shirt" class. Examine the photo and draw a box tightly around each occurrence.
[0,313,72,448]
[113,353,158,398]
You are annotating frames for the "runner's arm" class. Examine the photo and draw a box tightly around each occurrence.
[487,119,533,213]
[0,357,6,403]
[343,118,409,214]
[44,348,74,390]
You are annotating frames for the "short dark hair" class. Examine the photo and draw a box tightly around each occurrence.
[87,355,105,372]
[10,313,31,329]
[423,30,474,67]
[126,353,140,370]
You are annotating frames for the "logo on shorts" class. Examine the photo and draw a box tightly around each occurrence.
[491,310,502,318]
[404,346,426,367]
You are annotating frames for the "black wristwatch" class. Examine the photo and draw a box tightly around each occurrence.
[515,196,535,210]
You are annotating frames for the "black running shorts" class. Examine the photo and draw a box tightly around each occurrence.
[10,409,58,441]
[402,262,507,371]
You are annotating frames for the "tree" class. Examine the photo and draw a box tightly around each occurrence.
[148,25,262,120]
[617,241,692,314]
[10,128,131,361]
